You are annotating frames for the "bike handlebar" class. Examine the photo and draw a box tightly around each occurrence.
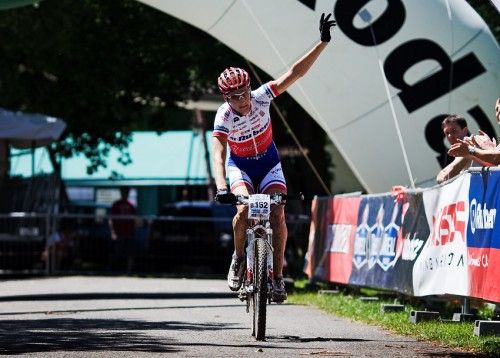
[217,192,304,206]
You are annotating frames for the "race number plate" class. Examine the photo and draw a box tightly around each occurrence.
[248,194,271,220]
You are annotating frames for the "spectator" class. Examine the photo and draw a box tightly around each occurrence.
[108,186,137,273]
[41,217,76,271]
[448,97,500,166]
[436,115,472,183]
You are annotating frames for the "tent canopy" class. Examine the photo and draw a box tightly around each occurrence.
[0,107,66,148]
[9,131,214,186]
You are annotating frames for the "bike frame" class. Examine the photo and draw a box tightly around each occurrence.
[231,193,287,340]
[243,219,274,304]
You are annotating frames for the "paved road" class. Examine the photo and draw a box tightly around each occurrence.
[0,276,463,357]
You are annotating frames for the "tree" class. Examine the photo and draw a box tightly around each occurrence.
[0,0,242,172]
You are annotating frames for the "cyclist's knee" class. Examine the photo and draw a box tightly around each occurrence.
[270,205,285,222]
[233,206,249,224]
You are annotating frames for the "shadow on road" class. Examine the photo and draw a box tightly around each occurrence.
[0,318,240,354]
[0,292,237,302]
[273,335,373,343]
[0,304,241,316]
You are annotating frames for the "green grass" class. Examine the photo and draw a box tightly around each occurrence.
[288,283,500,355]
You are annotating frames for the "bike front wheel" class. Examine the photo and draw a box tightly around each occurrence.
[253,237,268,341]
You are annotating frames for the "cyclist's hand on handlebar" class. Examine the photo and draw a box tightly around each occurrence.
[319,13,336,42]
[215,187,237,204]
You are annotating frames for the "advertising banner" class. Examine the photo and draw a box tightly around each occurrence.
[348,195,404,289]
[467,170,500,303]
[391,192,430,295]
[303,196,332,281]
[325,195,361,284]
[413,174,470,297]
[305,169,498,302]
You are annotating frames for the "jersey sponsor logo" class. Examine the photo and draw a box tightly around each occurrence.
[469,198,496,234]
[230,131,273,156]
[234,116,240,122]
[214,125,229,133]
[236,121,269,141]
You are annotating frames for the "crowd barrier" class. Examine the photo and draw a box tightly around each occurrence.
[0,211,310,277]
[304,167,499,304]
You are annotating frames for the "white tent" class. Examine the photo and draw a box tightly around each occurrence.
[0,107,66,177]
[0,107,66,148]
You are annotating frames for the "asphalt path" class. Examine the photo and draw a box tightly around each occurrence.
[0,276,465,357]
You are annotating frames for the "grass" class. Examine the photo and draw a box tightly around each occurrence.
[288,282,500,356]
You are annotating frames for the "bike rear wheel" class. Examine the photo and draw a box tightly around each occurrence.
[252,237,268,341]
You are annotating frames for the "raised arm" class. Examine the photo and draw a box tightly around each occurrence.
[272,13,336,95]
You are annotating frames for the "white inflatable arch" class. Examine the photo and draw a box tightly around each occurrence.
[141,1,499,192]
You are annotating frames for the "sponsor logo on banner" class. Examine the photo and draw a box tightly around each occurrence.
[368,206,384,269]
[402,233,424,261]
[328,224,351,253]
[353,204,369,269]
[353,202,401,271]
[468,251,489,268]
[430,201,467,246]
[419,201,466,271]
[414,173,470,297]
[467,185,498,270]
[467,170,500,303]
[469,199,496,235]
[377,203,400,271]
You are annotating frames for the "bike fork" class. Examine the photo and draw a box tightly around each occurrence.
[265,222,274,301]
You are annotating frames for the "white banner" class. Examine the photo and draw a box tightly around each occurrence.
[413,174,470,296]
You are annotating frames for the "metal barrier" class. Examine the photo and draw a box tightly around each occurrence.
[0,212,310,277]
[0,213,49,275]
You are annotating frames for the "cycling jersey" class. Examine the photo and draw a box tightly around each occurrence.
[213,82,278,156]
[213,82,287,193]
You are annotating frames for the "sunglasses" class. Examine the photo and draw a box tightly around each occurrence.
[225,87,250,101]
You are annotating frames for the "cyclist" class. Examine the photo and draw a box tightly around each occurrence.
[213,13,336,302]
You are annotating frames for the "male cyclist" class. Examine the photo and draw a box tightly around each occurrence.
[212,13,336,302]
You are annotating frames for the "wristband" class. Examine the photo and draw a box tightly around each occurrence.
[467,145,476,155]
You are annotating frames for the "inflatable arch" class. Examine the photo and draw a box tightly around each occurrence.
[137,0,499,193]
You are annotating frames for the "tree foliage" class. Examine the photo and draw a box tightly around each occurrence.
[0,0,241,172]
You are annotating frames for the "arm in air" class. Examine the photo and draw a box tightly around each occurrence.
[272,13,336,95]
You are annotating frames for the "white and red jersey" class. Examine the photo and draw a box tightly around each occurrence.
[213,82,279,157]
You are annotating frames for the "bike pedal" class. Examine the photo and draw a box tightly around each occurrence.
[238,290,248,301]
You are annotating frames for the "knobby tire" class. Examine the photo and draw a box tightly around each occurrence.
[253,237,267,341]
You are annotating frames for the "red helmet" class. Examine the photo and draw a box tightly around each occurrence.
[217,67,250,94]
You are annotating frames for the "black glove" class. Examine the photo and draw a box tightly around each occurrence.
[215,187,236,204]
[319,13,336,42]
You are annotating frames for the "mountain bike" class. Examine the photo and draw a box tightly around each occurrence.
[229,193,288,341]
